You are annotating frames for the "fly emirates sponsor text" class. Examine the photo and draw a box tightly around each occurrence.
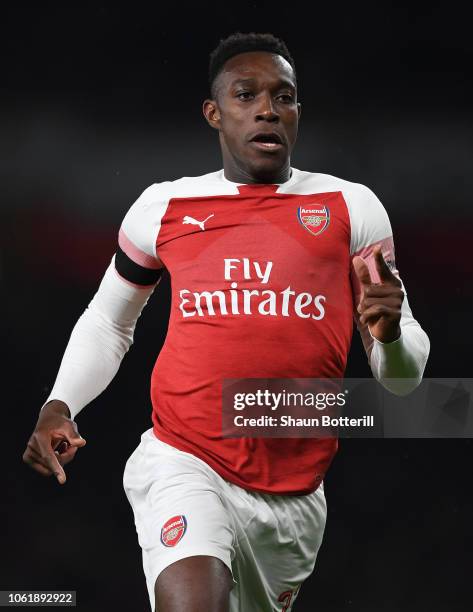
[178,258,326,319]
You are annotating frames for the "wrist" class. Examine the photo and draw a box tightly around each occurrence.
[41,400,71,419]
[369,325,401,345]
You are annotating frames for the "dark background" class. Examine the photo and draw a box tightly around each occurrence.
[2,2,472,611]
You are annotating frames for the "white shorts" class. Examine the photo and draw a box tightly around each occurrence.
[123,428,327,612]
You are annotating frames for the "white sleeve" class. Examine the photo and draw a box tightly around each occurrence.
[41,258,158,419]
[41,183,170,419]
[368,285,430,395]
[347,184,430,396]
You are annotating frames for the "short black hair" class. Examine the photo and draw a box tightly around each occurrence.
[208,32,296,99]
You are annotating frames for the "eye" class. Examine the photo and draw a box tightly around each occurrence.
[277,93,294,103]
[236,91,254,101]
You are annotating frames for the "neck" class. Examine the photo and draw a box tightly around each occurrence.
[223,160,292,185]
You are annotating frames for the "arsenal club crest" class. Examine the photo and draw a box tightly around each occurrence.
[297,205,330,236]
[160,515,187,547]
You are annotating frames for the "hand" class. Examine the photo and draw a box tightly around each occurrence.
[22,400,86,485]
[352,246,404,343]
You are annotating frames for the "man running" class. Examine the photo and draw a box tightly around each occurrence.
[23,32,430,611]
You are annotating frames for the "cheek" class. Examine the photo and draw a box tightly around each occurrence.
[223,115,247,133]
[220,103,250,125]
[220,126,240,147]
[220,116,247,146]
[286,113,299,140]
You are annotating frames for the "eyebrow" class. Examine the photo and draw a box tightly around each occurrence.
[230,77,296,90]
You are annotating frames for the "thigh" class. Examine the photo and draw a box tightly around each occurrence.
[225,482,327,612]
[155,555,233,612]
[123,433,237,611]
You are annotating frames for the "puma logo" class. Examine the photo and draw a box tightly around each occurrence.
[182,214,214,231]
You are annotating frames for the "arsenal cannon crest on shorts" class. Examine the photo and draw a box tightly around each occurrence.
[160,515,187,547]
[297,204,330,236]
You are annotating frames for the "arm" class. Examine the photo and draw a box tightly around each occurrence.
[40,258,159,419]
[351,244,430,395]
[23,183,168,483]
[347,185,430,396]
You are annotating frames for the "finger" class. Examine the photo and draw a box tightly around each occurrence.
[53,428,86,448]
[36,442,77,467]
[47,437,79,467]
[359,304,399,325]
[27,459,54,477]
[34,450,66,483]
[362,285,404,299]
[25,443,43,461]
[352,255,372,287]
[373,246,400,285]
[55,445,79,466]
[359,296,403,312]
[54,440,70,454]
[23,447,54,475]
[22,447,36,466]
[25,442,49,466]
[33,435,67,484]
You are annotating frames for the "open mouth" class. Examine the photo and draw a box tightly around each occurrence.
[249,132,284,151]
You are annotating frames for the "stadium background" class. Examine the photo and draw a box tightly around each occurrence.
[2,3,471,611]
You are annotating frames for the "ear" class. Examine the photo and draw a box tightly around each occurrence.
[203,99,221,130]
[297,102,302,120]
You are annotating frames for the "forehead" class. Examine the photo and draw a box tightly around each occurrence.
[218,51,296,88]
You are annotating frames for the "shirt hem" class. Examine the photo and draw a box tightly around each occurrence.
[151,426,322,497]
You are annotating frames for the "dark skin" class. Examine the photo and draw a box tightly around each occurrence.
[22,50,403,612]
[22,400,85,484]
[203,51,300,184]
[353,246,404,344]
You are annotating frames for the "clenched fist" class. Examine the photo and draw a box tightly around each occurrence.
[352,245,404,344]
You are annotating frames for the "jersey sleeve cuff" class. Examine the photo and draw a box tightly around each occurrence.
[369,327,404,348]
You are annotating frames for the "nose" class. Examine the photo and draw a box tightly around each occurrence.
[255,92,279,122]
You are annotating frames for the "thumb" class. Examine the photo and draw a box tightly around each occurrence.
[64,432,87,448]
[52,428,86,448]
[352,255,372,286]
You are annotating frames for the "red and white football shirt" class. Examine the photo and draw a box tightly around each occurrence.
[116,168,402,495]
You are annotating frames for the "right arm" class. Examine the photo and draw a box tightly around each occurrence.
[39,258,160,420]
[23,184,168,483]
